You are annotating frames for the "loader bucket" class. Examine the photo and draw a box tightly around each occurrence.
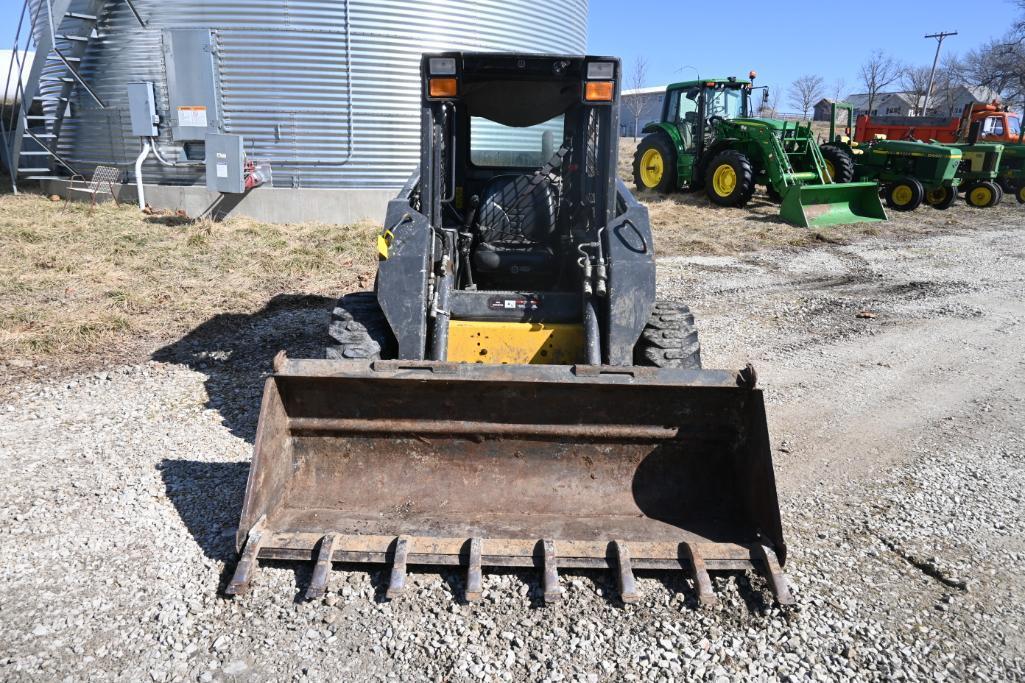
[779,181,887,228]
[227,358,792,606]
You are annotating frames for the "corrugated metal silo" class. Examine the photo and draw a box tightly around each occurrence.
[27,0,588,195]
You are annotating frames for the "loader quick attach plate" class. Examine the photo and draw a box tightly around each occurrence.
[227,358,793,607]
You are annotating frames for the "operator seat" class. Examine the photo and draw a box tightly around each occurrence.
[473,173,557,288]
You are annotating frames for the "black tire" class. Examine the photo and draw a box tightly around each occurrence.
[924,184,956,210]
[634,301,702,369]
[885,177,924,211]
[633,133,677,194]
[1017,184,1025,205]
[964,180,1000,208]
[704,150,756,207]
[325,292,397,360]
[820,144,856,183]
[993,182,1004,206]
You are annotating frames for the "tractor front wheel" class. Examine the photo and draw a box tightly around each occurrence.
[820,145,856,184]
[633,134,676,194]
[705,150,755,207]
[1017,184,1025,205]
[964,181,1000,208]
[885,177,924,211]
[924,185,956,210]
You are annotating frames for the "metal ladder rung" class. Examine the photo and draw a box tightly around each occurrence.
[22,176,65,181]
[56,34,89,42]
[19,168,55,174]
[25,115,58,121]
[33,96,69,102]
[40,77,76,83]
[64,12,98,20]
[25,133,57,138]
[20,151,55,156]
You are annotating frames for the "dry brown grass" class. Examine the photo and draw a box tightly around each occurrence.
[0,194,377,371]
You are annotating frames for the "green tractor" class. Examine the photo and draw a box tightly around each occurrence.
[947,141,1006,208]
[632,75,886,227]
[997,144,1025,204]
[827,102,1001,211]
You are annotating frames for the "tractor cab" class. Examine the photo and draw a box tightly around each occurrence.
[661,77,753,155]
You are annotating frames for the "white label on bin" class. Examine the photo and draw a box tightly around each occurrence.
[216,163,228,178]
[178,106,207,128]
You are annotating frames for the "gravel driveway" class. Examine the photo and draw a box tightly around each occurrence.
[2,226,1023,681]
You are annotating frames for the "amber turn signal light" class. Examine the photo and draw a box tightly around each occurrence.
[584,81,613,102]
[429,77,458,98]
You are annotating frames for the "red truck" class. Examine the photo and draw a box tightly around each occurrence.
[853,102,1022,144]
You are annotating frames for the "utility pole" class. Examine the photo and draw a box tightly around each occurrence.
[922,31,957,115]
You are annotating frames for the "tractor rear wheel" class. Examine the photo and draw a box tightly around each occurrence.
[885,177,924,211]
[633,134,676,193]
[820,145,856,183]
[634,301,702,369]
[924,185,956,210]
[326,292,397,360]
[964,181,1000,208]
[705,150,755,207]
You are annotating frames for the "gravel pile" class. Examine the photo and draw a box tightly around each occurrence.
[2,228,1024,681]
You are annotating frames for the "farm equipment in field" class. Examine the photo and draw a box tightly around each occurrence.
[850,102,1022,207]
[632,75,886,228]
[225,53,793,607]
[827,103,963,211]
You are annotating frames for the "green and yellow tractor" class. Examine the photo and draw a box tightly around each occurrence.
[632,75,886,227]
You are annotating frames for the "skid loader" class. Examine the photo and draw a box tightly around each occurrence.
[227,53,793,607]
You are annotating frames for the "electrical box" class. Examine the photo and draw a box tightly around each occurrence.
[126,82,158,137]
[206,133,245,194]
[163,29,220,141]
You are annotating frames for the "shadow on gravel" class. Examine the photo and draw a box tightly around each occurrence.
[152,293,333,443]
[158,459,249,562]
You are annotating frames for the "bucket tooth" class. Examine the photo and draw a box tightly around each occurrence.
[465,538,483,603]
[226,524,265,596]
[682,542,717,607]
[386,536,410,599]
[757,545,795,605]
[542,540,562,603]
[613,540,639,604]
[304,534,337,601]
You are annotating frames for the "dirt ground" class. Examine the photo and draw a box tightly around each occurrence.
[1,180,1023,680]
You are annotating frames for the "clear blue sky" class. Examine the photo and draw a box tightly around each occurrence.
[588,0,1021,105]
[3,0,1019,106]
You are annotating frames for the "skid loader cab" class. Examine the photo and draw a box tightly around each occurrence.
[371,53,652,366]
[227,53,793,608]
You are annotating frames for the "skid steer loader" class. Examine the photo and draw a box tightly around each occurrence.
[226,53,793,607]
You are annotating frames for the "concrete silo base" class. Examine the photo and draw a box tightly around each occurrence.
[40,179,394,225]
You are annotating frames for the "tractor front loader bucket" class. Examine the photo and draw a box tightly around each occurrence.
[227,357,793,607]
[779,181,886,228]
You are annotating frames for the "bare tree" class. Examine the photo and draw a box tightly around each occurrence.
[960,4,1025,115]
[787,74,825,119]
[932,54,967,116]
[858,50,902,114]
[901,65,933,114]
[832,77,847,102]
[622,57,649,139]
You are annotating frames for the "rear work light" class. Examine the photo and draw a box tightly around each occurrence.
[586,62,615,80]
[428,57,457,75]
[429,77,458,98]
[585,81,614,102]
